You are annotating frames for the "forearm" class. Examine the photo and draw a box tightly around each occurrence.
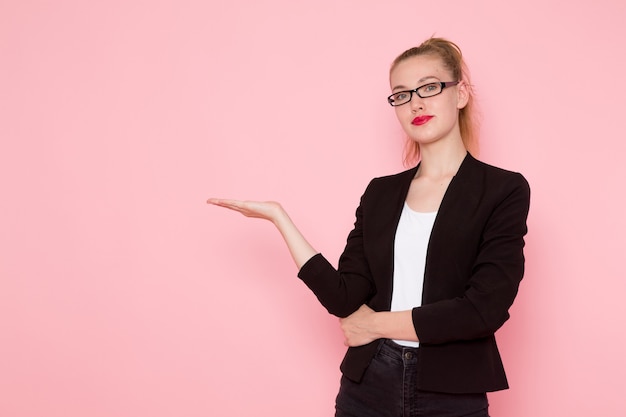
[273,210,318,269]
[341,306,418,346]
[373,310,419,342]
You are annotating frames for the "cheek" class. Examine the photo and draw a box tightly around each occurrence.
[435,98,460,121]
[394,106,410,123]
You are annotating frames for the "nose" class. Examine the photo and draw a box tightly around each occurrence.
[409,92,425,112]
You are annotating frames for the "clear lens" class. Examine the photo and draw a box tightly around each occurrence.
[391,92,410,105]
[417,82,442,98]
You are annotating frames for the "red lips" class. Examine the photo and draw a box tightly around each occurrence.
[411,115,433,126]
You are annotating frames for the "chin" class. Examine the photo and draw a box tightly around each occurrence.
[407,134,437,145]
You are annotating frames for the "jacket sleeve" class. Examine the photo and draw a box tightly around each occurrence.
[413,173,531,344]
[297,188,376,318]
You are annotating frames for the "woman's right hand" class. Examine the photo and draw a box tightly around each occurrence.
[206,198,285,223]
[207,198,317,269]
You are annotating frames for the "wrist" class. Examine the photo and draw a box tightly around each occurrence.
[271,205,290,226]
[370,311,387,339]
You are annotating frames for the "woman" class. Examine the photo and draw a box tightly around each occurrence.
[208,38,530,417]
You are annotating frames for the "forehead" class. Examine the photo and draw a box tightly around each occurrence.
[390,55,452,87]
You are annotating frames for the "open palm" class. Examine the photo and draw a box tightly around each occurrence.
[207,198,283,222]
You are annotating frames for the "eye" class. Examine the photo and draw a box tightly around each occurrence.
[417,82,443,97]
[391,92,412,104]
[395,93,408,101]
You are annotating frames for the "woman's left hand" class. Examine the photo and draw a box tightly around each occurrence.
[339,304,379,347]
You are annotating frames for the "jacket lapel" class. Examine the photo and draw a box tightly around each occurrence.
[422,153,481,300]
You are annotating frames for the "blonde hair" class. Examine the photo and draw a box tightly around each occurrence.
[391,37,480,165]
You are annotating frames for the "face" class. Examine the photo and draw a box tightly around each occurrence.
[389,55,468,148]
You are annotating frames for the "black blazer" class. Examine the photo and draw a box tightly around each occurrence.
[298,153,530,393]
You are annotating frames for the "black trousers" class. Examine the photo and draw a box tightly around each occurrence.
[335,339,489,417]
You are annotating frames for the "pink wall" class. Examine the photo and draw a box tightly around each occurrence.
[2,1,625,416]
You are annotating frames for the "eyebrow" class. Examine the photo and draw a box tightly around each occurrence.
[391,76,439,92]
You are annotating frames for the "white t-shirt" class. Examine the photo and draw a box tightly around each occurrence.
[391,202,437,347]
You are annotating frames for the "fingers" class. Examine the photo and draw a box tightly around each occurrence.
[207,198,269,221]
[207,198,285,224]
[207,198,248,213]
[207,198,240,207]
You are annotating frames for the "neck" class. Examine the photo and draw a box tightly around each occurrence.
[417,137,467,179]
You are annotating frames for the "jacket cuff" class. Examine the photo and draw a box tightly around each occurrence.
[297,253,329,282]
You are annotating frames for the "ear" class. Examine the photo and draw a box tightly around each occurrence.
[456,80,470,109]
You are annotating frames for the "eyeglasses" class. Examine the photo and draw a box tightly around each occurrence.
[387,81,460,106]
